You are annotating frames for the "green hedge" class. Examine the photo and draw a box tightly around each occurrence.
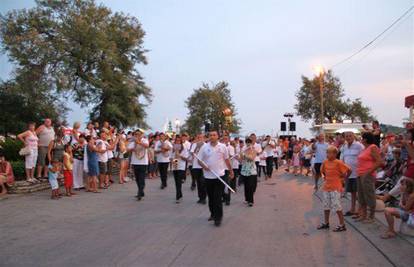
[0,138,24,162]
[10,161,26,181]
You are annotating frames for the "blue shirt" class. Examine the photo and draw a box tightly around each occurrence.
[314,142,328,164]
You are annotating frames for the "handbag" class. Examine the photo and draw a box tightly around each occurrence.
[19,146,32,156]
[407,213,414,228]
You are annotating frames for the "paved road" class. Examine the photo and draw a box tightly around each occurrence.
[0,171,400,267]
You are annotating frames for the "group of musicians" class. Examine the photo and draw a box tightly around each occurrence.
[129,130,272,227]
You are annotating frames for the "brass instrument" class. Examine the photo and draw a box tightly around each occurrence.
[134,136,146,160]
[172,144,181,170]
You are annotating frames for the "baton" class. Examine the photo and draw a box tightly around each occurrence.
[193,153,236,193]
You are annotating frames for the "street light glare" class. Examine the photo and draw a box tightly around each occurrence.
[313,65,325,76]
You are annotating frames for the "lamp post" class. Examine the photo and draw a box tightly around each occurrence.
[314,66,325,132]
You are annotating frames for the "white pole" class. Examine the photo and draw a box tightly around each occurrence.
[193,153,236,194]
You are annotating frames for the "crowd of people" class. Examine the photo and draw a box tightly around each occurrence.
[2,119,412,233]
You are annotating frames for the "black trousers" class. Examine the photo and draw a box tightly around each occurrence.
[158,162,169,187]
[173,170,185,200]
[133,165,147,197]
[189,165,196,187]
[257,166,266,177]
[266,156,274,177]
[205,178,224,221]
[191,168,206,201]
[273,157,279,170]
[230,168,238,191]
[243,175,257,203]
[222,170,231,203]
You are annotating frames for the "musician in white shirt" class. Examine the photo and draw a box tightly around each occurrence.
[198,131,234,227]
[190,133,206,204]
[263,135,276,179]
[127,129,149,200]
[154,133,173,189]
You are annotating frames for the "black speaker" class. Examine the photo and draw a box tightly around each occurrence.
[280,122,286,131]
[204,122,210,133]
[289,122,296,132]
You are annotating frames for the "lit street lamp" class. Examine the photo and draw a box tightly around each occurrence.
[314,65,325,131]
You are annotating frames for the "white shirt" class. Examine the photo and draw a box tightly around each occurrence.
[224,143,235,170]
[341,141,364,179]
[274,146,282,158]
[174,149,189,171]
[232,146,240,169]
[253,143,262,162]
[190,143,204,169]
[263,140,275,157]
[183,140,192,165]
[84,128,97,138]
[128,138,149,165]
[155,140,173,163]
[96,139,108,163]
[199,142,229,179]
[259,152,267,166]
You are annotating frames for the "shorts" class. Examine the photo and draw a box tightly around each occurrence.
[63,170,73,188]
[25,149,38,169]
[99,162,108,175]
[397,208,410,222]
[314,163,322,175]
[48,176,59,190]
[346,178,357,193]
[322,191,342,212]
[37,146,49,166]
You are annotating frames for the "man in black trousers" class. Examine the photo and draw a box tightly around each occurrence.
[198,131,234,227]
[190,133,207,204]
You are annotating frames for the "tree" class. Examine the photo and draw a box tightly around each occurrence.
[0,0,151,129]
[184,81,241,136]
[294,70,373,125]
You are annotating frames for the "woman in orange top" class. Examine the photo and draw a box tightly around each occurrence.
[356,132,383,223]
[317,146,351,232]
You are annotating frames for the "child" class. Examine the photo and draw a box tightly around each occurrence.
[381,178,414,239]
[48,160,61,200]
[317,146,351,232]
[63,144,75,197]
[258,151,267,178]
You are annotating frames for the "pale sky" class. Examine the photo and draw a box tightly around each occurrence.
[1,0,413,137]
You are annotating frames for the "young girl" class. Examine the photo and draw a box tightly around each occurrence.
[48,160,61,200]
[317,146,351,232]
[381,178,414,239]
[63,144,75,197]
[258,151,267,178]
[118,135,129,184]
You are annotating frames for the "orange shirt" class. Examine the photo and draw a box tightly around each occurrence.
[321,159,350,192]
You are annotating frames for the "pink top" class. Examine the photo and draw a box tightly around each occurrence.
[25,132,39,150]
[357,144,378,177]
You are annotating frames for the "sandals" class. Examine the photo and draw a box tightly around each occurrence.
[333,225,347,232]
[317,223,330,230]
[380,231,396,239]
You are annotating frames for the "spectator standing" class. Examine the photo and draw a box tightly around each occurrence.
[312,134,328,191]
[18,122,39,183]
[35,118,55,179]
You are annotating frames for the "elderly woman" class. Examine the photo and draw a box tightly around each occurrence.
[355,132,383,223]
[0,151,14,195]
[17,122,39,183]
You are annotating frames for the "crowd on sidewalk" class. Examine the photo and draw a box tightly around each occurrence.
[1,118,413,232]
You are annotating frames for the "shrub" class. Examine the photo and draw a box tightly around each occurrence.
[0,137,24,162]
[10,161,26,181]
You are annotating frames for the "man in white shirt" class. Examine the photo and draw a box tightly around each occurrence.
[181,133,193,189]
[249,133,262,183]
[198,131,234,227]
[154,133,173,189]
[128,129,149,201]
[263,135,276,179]
[190,133,206,204]
[341,131,364,215]
[221,134,234,205]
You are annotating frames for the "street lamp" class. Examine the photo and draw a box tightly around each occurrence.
[174,118,180,134]
[314,65,325,130]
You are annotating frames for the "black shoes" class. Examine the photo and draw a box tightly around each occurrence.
[208,216,214,221]
[197,199,206,205]
[214,220,222,227]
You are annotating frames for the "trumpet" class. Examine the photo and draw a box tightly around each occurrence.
[134,136,146,160]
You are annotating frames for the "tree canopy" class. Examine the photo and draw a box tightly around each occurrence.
[0,0,151,132]
[295,70,373,125]
[184,82,241,136]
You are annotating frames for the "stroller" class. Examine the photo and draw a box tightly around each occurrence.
[375,159,404,206]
